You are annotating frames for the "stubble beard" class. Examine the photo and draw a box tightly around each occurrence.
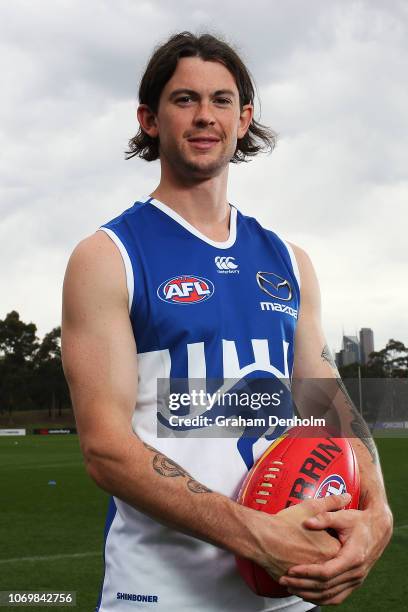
[161,139,235,181]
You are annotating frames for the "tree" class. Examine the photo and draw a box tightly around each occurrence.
[338,339,408,379]
[0,313,70,419]
[0,311,39,418]
[337,339,407,426]
[31,326,70,417]
[0,310,39,363]
[367,339,408,378]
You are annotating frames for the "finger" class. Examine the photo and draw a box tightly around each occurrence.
[288,541,362,580]
[287,579,363,604]
[303,508,351,530]
[280,567,365,592]
[319,581,363,605]
[308,492,351,514]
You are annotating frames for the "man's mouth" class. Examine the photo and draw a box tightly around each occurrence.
[187,136,221,150]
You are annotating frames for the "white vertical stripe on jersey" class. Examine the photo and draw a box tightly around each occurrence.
[98,227,134,312]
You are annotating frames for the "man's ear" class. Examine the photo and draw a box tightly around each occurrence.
[237,104,254,139]
[137,104,159,138]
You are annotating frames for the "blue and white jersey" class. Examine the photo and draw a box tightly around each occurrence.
[96,196,313,612]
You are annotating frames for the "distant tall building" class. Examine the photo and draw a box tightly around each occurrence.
[360,328,374,365]
[342,335,360,366]
[335,328,375,369]
[335,349,344,369]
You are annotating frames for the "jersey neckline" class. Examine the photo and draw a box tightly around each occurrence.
[143,196,237,249]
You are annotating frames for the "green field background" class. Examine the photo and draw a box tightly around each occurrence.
[0,436,406,611]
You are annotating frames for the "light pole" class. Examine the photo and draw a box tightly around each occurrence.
[358,364,363,415]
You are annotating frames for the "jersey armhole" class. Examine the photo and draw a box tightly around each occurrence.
[97,227,134,313]
[281,238,301,291]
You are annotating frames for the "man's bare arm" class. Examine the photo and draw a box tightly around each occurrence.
[61,231,347,579]
[320,344,378,466]
[280,244,392,605]
[61,232,230,537]
[290,245,387,507]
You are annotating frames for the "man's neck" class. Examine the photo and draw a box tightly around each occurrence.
[150,167,231,242]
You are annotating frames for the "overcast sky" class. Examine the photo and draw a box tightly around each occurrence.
[1,0,407,354]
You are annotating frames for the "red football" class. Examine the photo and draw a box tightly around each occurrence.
[235,427,360,597]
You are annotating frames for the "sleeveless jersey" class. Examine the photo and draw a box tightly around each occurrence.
[95,196,313,612]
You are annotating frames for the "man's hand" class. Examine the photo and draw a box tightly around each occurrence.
[243,493,351,580]
[278,505,393,605]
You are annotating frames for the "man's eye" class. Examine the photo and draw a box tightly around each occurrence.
[214,97,232,105]
[176,96,193,104]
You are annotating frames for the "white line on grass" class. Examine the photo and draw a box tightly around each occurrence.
[0,552,100,564]
[393,524,408,533]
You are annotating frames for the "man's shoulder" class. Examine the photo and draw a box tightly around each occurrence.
[100,198,150,230]
[238,210,305,255]
[286,241,310,265]
[285,241,321,304]
[64,231,128,314]
[68,229,125,277]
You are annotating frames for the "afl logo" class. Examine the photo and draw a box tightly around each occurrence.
[157,275,215,305]
[315,474,347,498]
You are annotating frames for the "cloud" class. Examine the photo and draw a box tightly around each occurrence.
[0,0,406,353]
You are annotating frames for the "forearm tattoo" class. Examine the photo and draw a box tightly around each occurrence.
[321,344,339,373]
[143,442,212,494]
[321,344,378,464]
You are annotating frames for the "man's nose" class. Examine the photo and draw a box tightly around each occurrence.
[193,101,216,126]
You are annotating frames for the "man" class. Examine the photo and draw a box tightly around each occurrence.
[61,32,392,611]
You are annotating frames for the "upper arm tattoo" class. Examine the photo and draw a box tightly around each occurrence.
[143,442,212,494]
[321,345,378,464]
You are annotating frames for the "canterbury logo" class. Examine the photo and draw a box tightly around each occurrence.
[215,256,238,271]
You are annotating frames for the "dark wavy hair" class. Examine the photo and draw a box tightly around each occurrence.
[126,31,277,163]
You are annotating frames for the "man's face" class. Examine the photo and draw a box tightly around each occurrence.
[151,57,252,180]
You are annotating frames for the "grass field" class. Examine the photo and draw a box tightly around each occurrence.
[0,435,407,611]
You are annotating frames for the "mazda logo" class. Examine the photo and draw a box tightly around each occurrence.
[256,271,292,301]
